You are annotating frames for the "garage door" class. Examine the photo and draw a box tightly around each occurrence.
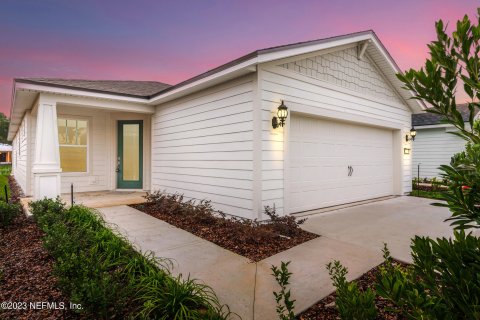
[288,114,394,213]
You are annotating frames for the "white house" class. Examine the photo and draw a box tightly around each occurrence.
[412,104,479,179]
[8,30,424,219]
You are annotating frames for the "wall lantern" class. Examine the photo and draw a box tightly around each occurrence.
[404,148,411,155]
[406,127,417,142]
[272,101,288,129]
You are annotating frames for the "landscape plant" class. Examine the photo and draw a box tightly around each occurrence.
[30,198,232,320]
[326,260,377,320]
[271,261,296,320]
[139,191,315,262]
[0,201,20,227]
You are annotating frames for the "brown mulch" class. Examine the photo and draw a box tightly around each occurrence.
[297,260,409,320]
[7,176,24,202]
[0,178,80,320]
[132,202,318,262]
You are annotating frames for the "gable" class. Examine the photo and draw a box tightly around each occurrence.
[278,47,404,105]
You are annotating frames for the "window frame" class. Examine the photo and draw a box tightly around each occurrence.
[57,115,91,176]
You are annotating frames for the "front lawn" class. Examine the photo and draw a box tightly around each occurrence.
[0,175,9,201]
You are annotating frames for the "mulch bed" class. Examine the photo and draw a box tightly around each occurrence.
[0,178,80,320]
[297,260,409,320]
[132,202,318,262]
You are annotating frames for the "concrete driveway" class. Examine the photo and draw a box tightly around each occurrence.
[301,196,455,263]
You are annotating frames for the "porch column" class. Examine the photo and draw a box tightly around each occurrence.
[32,97,62,199]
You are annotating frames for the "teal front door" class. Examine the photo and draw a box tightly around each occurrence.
[117,120,143,189]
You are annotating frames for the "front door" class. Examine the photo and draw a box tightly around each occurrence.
[117,120,143,189]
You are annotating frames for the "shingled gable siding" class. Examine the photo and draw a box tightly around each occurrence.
[259,47,413,216]
[152,75,255,219]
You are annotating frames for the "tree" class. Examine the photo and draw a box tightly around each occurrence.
[398,10,480,229]
[0,113,9,144]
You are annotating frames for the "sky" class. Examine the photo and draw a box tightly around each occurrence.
[0,0,478,116]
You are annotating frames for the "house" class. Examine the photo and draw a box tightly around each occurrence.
[412,104,479,179]
[8,30,424,220]
[0,144,12,164]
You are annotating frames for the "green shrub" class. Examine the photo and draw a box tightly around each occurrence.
[30,198,231,319]
[271,261,296,320]
[377,235,480,319]
[326,260,377,320]
[0,201,20,227]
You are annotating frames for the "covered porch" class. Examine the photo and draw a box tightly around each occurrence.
[10,89,154,200]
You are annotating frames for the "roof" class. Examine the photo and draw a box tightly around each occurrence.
[412,104,479,126]
[15,79,171,98]
[0,144,12,152]
[9,30,425,140]
[152,30,407,98]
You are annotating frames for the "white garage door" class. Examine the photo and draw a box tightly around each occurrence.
[288,115,394,213]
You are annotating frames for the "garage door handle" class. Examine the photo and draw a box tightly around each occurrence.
[351,166,354,176]
[348,165,351,176]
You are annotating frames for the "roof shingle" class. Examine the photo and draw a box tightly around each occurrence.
[412,104,479,126]
[15,78,171,98]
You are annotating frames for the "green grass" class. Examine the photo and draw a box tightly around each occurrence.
[409,190,448,200]
[0,164,11,176]
[0,175,9,202]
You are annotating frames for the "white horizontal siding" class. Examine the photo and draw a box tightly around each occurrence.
[152,75,255,219]
[12,115,29,195]
[412,127,466,179]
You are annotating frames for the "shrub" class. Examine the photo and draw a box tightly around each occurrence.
[377,235,480,318]
[264,205,306,238]
[145,190,220,223]
[326,260,377,320]
[145,190,307,239]
[30,198,231,319]
[271,261,296,320]
[0,201,20,227]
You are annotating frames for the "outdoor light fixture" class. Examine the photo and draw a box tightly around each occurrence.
[406,127,417,142]
[404,148,411,155]
[272,101,288,129]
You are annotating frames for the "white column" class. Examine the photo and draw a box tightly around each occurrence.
[32,97,62,199]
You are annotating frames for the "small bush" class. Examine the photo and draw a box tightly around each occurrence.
[376,237,480,318]
[327,260,377,320]
[30,198,231,319]
[264,205,306,238]
[145,190,307,239]
[0,201,20,227]
[271,261,296,320]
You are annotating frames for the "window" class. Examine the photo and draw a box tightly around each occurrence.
[57,118,88,172]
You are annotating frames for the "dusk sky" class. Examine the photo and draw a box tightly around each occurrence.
[0,0,478,116]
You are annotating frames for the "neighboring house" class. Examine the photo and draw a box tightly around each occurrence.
[412,104,479,179]
[0,143,12,164]
[8,30,424,219]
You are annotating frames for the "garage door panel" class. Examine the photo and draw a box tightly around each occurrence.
[288,115,394,213]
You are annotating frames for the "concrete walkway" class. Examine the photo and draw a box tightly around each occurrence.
[98,205,382,320]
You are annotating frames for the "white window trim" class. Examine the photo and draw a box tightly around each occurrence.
[57,114,92,177]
